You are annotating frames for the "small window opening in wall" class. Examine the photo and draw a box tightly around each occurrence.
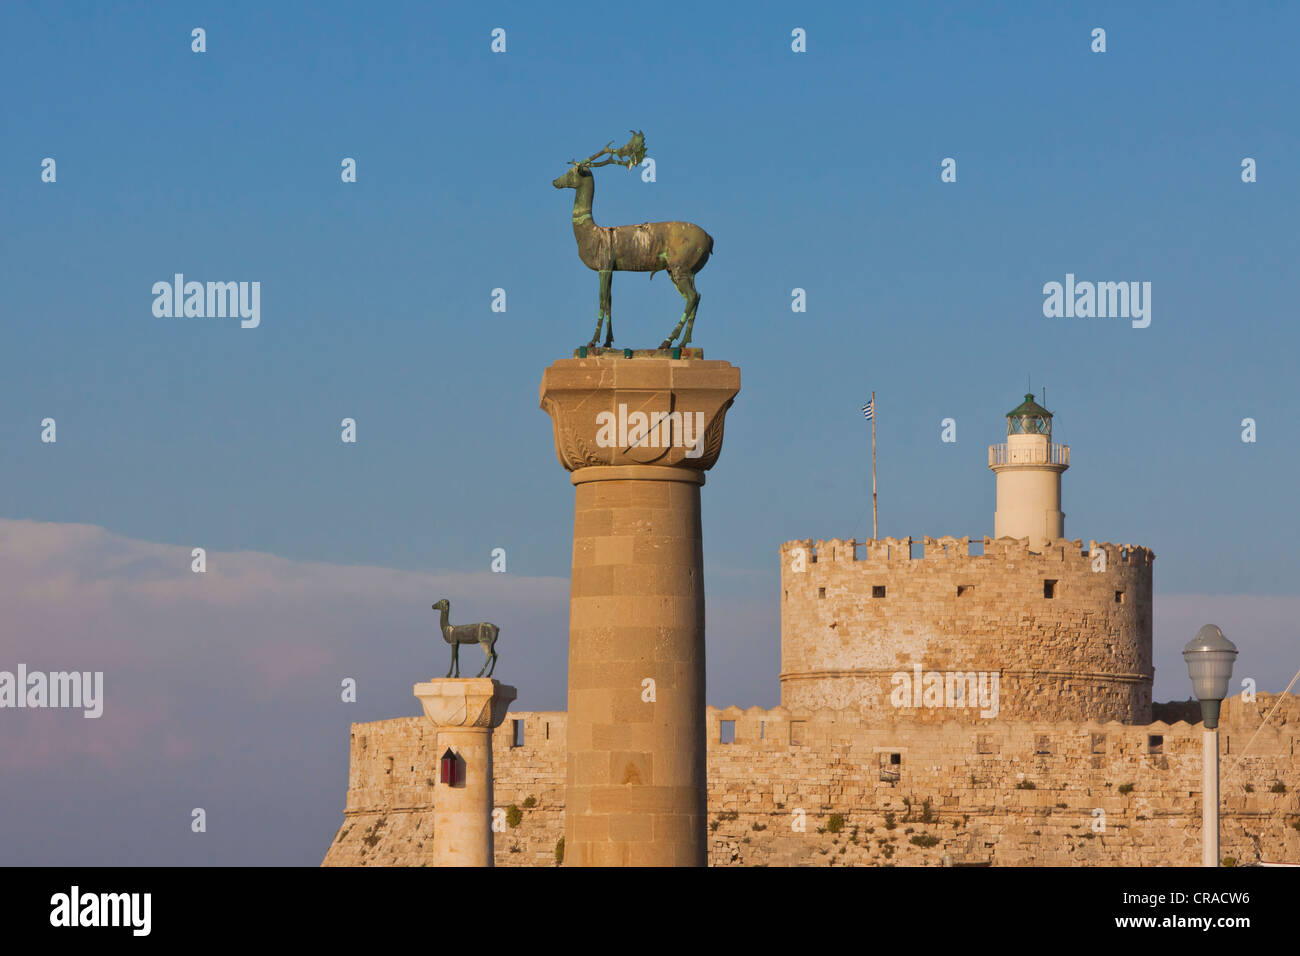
[878,752,901,782]
[760,720,766,739]
[512,719,524,747]
[957,585,972,597]
[1148,734,1163,755]
[720,720,736,744]
[1043,579,1057,599]
[385,756,394,775]
[872,585,887,598]
[818,587,826,599]
[545,721,550,741]
[1115,590,1125,604]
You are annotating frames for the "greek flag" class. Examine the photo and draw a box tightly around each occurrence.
[862,399,873,421]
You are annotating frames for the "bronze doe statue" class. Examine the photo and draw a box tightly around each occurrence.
[431,598,499,678]
[553,131,713,350]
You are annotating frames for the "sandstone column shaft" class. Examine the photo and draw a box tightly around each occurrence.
[413,678,516,867]
[570,467,705,865]
[541,355,739,867]
[433,725,494,866]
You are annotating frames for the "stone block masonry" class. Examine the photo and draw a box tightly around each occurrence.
[324,712,567,868]
[322,695,1300,867]
[779,536,1154,724]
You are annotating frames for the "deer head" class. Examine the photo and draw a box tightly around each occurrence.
[552,130,646,188]
[431,598,449,612]
[552,164,590,190]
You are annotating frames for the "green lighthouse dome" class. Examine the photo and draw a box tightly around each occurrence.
[1006,393,1053,437]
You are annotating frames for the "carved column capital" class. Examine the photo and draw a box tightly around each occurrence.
[413,678,516,731]
[539,356,740,474]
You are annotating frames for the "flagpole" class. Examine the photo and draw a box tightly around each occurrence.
[871,390,878,540]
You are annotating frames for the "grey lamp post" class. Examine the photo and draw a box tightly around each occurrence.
[1182,625,1238,867]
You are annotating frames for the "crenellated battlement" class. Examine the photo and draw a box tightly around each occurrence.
[778,532,1155,724]
[779,536,1155,568]
[703,693,1300,746]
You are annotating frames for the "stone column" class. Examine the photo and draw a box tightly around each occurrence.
[540,353,740,866]
[413,678,516,867]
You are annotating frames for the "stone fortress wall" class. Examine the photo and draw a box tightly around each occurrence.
[320,393,1296,867]
[779,536,1154,724]
[323,695,1300,867]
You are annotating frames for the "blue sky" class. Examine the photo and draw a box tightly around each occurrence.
[2,1,1298,863]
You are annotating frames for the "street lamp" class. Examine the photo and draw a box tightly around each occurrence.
[1182,625,1238,867]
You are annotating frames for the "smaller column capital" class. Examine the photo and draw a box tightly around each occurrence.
[413,678,517,731]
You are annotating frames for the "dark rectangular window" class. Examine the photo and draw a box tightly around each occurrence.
[1115,590,1125,603]
[1043,579,1057,599]
[512,719,524,747]
[1148,734,1163,754]
[878,752,901,782]
[720,720,735,744]
[818,587,826,598]
[872,585,887,598]
[957,585,972,597]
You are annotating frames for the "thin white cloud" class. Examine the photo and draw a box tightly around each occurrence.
[1,517,1295,864]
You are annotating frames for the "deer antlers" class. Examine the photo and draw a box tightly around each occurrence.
[568,130,647,171]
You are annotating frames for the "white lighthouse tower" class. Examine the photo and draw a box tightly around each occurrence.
[988,393,1070,549]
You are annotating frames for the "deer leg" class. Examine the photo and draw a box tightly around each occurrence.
[599,270,614,347]
[445,646,453,679]
[588,271,610,348]
[661,269,693,348]
[486,648,497,678]
[678,272,701,347]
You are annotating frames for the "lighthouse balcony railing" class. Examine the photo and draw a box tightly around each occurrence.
[988,443,1070,467]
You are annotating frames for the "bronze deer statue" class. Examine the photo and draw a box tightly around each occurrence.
[553,131,713,350]
[431,598,499,678]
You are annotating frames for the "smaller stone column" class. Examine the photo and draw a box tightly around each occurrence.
[413,678,516,867]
